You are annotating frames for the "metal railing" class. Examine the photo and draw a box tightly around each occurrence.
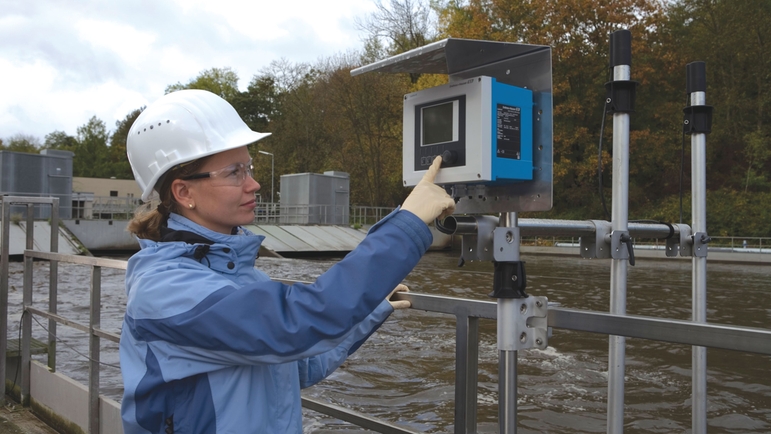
[5,197,771,433]
[10,249,771,434]
[70,194,396,227]
[522,235,771,259]
[71,195,142,220]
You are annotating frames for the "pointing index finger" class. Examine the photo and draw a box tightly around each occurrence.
[421,155,443,183]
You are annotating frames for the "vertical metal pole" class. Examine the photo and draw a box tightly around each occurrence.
[498,212,519,434]
[0,199,10,405]
[49,199,59,371]
[687,61,709,434]
[21,204,34,406]
[89,266,102,434]
[607,30,632,434]
[454,314,479,434]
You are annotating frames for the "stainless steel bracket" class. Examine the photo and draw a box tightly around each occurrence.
[459,216,498,263]
[610,230,630,260]
[580,220,611,259]
[520,296,549,350]
[493,226,521,262]
[677,224,693,257]
[692,231,709,258]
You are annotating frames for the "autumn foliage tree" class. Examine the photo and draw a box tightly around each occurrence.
[4,0,770,235]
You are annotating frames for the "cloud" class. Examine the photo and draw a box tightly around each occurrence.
[0,0,376,140]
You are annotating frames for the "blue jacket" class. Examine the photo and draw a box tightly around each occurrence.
[120,210,432,434]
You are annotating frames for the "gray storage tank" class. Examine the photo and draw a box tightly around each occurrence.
[279,171,349,225]
[0,150,74,219]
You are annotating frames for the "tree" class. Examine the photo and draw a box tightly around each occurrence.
[73,116,111,178]
[319,53,411,206]
[166,67,241,102]
[357,0,437,53]
[43,131,78,152]
[666,0,771,193]
[436,0,675,219]
[110,108,143,179]
[3,134,41,153]
[356,0,439,82]
[230,75,278,133]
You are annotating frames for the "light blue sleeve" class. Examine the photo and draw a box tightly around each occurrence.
[298,300,393,389]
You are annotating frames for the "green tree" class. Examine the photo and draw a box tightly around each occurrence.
[43,131,78,151]
[230,75,278,133]
[742,130,771,192]
[73,116,111,177]
[166,67,241,102]
[666,0,771,192]
[3,134,41,153]
[110,108,143,179]
[259,60,330,177]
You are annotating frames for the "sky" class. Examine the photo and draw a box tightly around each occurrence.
[0,0,378,142]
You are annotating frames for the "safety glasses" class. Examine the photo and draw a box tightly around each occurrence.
[181,160,255,187]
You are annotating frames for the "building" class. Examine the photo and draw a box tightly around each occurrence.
[0,150,73,219]
[71,177,143,219]
[279,171,350,225]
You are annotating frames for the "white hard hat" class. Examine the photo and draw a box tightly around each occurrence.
[127,89,271,201]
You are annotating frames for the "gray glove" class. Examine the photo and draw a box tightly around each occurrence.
[401,156,455,224]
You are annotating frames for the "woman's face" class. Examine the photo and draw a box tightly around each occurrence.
[174,146,261,234]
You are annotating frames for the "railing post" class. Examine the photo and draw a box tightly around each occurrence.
[49,199,59,371]
[0,199,10,405]
[497,212,521,434]
[21,204,34,406]
[89,266,102,434]
[454,314,479,434]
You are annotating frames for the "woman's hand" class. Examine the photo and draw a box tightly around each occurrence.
[387,284,411,309]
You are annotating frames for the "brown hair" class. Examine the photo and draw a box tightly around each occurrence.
[127,158,209,241]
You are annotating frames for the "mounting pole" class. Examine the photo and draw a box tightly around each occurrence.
[497,212,520,434]
[685,60,712,434]
[606,29,635,434]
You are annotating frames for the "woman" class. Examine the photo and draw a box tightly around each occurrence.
[119,89,454,433]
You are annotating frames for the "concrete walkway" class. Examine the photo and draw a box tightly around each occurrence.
[0,404,57,434]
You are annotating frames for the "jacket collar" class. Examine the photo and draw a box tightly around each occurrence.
[159,213,265,260]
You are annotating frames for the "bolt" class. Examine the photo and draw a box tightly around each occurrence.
[536,338,543,346]
[511,275,518,282]
[520,332,527,343]
[505,231,513,243]
[520,303,527,314]
[536,300,543,308]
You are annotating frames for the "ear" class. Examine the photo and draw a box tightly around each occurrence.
[171,179,194,205]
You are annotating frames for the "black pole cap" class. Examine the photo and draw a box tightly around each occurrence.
[610,29,632,68]
[686,61,707,93]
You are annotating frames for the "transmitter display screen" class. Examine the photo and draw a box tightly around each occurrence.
[421,102,455,146]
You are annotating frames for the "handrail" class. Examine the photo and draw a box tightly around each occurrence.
[15,248,771,433]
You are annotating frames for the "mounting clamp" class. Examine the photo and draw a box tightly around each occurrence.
[580,220,612,259]
[692,232,710,258]
[501,296,548,351]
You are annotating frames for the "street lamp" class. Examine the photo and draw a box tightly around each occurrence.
[257,150,274,204]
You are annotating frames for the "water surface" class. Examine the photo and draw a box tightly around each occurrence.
[6,251,771,433]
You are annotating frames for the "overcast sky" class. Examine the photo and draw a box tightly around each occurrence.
[0,0,377,142]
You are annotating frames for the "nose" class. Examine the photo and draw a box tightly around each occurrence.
[245,176,260,192]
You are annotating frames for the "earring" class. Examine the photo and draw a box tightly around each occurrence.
[188,203,194,209]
